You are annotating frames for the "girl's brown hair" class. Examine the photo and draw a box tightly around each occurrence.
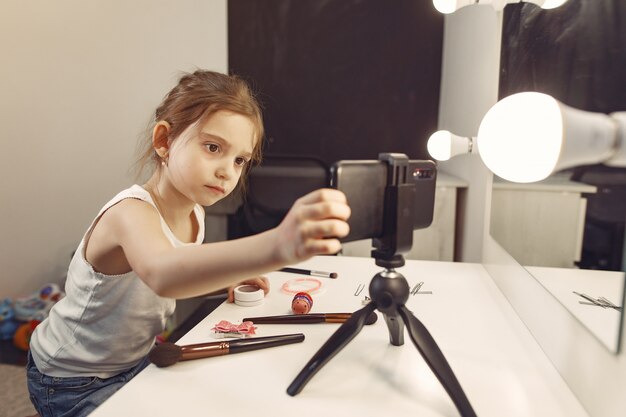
[134,70,264,186]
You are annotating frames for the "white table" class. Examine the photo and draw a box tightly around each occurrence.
[92,256,589,417]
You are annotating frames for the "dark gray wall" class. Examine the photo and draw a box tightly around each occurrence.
[228,0,444,165]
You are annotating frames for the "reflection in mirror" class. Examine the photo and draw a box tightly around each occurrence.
[491,0,626,353]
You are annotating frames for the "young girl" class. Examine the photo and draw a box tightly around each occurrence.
[26,70,350,417]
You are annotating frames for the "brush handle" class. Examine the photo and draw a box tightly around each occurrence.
[229,333,305,354]
[322,313,354,323]
[279,267,337,278]
[179,333,305,361]
[243,312,378,325]
[243,313,351,324]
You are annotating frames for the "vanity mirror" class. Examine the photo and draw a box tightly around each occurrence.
[490,0,626,352]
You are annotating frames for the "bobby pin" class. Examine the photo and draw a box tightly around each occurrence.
[410,282,423,295]
[579,301,606,308]
[354,283,365,296]
[578,301,623,311]
[594,298,615,309]
[574,291,623,310]
[598,296,622,310]
[573,291,604,307]
[410,282,432,295]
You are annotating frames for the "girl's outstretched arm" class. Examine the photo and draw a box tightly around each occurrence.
[106,188,350,299]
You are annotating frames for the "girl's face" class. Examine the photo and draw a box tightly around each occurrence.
[166,110,256,207]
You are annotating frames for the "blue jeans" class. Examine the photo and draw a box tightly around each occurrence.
[26,351,150,417]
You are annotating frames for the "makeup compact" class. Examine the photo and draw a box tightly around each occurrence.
[234,285,265,307]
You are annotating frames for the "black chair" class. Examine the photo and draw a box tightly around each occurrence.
[571,165,626,271]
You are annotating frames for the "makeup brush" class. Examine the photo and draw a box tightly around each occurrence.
[149,333,305,368]
[243,312,378,325]
[279,267,338,279]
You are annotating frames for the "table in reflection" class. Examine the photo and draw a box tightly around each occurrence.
[525,266,624,352]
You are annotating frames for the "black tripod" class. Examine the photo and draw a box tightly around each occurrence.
[286,155,477,417]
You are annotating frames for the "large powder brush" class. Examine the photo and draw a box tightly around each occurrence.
[149,333,305,368]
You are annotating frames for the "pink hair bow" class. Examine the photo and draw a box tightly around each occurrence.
[211,320,257,336]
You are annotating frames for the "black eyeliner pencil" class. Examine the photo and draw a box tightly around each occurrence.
[148,333,305,367]
[279,267,338,279]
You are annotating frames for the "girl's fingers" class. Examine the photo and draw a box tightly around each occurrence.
[296,188,348,206]
[300,219,350,240]
[276,188,351,264]
[297,200,351,222]
[244,277,270,294]
[303,238,343,256]
[227,277,270,303]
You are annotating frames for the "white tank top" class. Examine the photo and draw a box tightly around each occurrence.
[30,185,205,378]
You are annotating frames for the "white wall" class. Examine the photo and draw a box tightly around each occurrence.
[0,0,227,297]
[436,6,500,262]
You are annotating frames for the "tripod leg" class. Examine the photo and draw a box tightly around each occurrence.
[383,313,404,346]
[287,302,377,396]
[398,305,477,417]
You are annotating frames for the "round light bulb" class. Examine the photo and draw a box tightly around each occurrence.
[433,0,569,14]
[428,130,454,160]
[427,130,472,161]
[540,0,569,9]
[432,0,457,14]
[476,92,563,183]
[477,92,619,182]
[432,0,474,14]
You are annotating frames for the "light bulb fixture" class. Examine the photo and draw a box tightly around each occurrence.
[427,130,474,161]
[476,92,626,183]
[432,0,568,14]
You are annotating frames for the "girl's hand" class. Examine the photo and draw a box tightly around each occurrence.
[227,276,269,303]
[274,189,351,264]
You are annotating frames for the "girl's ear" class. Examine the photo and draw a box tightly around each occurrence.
[152,121,171,158]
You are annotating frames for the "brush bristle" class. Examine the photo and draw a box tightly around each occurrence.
[148,342,183,367]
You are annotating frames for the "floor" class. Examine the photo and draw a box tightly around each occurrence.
[0,341,36,417]
[0,296,224,417]
[1,338,26,362]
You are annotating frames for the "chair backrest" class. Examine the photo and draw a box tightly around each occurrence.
[572,165,626,224]
[571,165,626,270]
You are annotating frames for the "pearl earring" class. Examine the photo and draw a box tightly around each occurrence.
[159,151,169,167]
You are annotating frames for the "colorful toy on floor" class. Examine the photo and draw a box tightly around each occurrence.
[0,298,20,340]
[13,319,41,351]
[14,283,64,322]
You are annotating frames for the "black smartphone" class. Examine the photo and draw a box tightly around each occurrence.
[331,159,437,242]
